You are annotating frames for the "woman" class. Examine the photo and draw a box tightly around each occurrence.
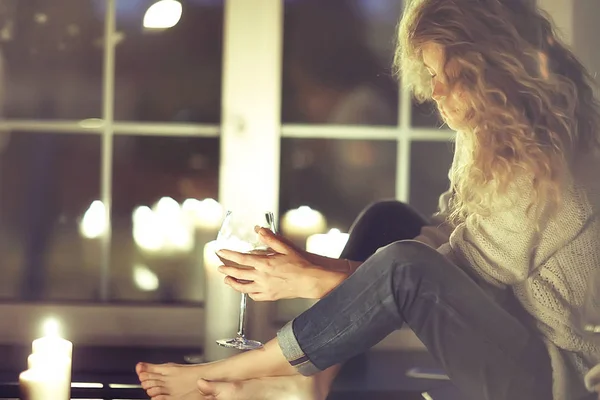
[136,0,600,398]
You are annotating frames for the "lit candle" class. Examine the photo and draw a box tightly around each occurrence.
[132,198,195,255]
[21,318,72,400]
[27,352,71,373]
[280,206,327,249]
[203,240,240,362]
[182,198,224,231]
[78,200,106,274]
[32,318,73,359]
[153,197,194,254]
[27,352,72,389]
[19,369,69,400]
[78,200,108,240]
[306,228,349,258]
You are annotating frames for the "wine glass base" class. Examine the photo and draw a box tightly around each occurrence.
[216,337,263,350]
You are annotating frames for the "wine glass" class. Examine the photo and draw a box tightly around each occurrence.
[214,210,276,350]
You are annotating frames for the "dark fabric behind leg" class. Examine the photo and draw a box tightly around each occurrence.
[340,201,428,262]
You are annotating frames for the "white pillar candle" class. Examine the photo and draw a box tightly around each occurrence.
[182,198,224,231]
[21,319,73,400]
[306,228,349,258]
[31,318,73,380]
[27,353,72,380]
[31,336,73,359]
[19,369,69,400]
[203,240,240,361]
[32,319,73,359]
[280,206,327,249]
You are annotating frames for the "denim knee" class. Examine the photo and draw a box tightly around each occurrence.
[375,240,437,268]
[373,240,445,301]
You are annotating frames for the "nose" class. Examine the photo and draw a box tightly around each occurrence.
[431,79,447,102]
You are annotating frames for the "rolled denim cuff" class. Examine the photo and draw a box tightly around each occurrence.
[276,320,322,376]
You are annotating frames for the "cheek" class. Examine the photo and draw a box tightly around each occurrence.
[449,90,468,107]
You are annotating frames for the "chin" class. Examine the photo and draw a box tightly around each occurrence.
[442,113,467,131]
[445,121,461,131]
[441,116,459,131]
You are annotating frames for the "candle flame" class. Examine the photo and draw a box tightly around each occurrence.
[42,317,61,338]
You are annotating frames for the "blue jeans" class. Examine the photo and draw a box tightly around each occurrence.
[277,201,553,400]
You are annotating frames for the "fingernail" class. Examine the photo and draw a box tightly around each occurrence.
[217,266,224,273]
[216,250,224,256]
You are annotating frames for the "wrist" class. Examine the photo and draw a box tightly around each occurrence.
[304,266,347,299]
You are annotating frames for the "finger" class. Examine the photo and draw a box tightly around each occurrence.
[225,276,259,293]
[256,228,292,254]
[216,249,262,268]
[218,265,257,281]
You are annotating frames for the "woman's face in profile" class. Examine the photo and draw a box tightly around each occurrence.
[421,42,470,131]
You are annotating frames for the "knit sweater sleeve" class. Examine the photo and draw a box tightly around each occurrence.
[447,174,551,287]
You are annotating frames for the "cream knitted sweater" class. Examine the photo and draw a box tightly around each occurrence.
[432,132,600,399]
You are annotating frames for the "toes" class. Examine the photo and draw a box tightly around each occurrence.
[141,379,165,390]
[140,362,176,375]
[136,362,146,375]
[139,372,165,382]
[147,386,170,397]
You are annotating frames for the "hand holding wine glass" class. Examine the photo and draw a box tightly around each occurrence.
[217,227,348,301]
[213,210,276,350]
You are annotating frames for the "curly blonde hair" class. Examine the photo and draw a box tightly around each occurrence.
[395,0,600,223]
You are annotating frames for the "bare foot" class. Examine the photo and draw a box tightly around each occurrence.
[143,388,205,400]
[137,362,206,398]
[197,375,325,400]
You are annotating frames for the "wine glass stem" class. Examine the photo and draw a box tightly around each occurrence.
[237,293,248,338]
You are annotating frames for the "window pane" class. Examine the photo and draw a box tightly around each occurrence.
[282,0,401,126]
[280,138,396,233]
[111,135,220,303]
[0,132,101,301]
[114,0,223,123]
[409,140,454,218]
[1,0,103,119]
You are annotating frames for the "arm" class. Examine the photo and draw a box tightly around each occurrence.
[302,250,362,274]
[300,253,361,299]
[217,231,361,301]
